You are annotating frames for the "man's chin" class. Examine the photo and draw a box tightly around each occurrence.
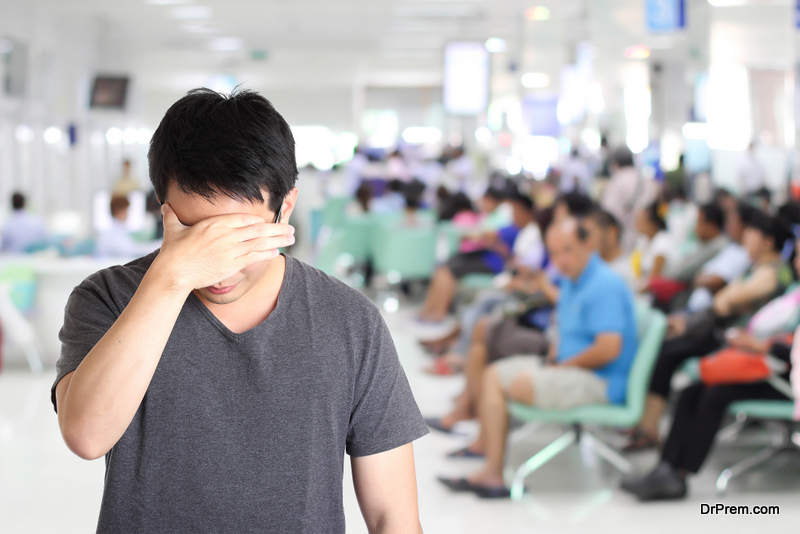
[197,287,243,305]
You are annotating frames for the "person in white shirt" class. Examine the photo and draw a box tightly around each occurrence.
[0,192,48,253]
[559,149,592,194]
[634,202,678,285]
[600,147,659,253]
[737,142,766,197]
[95,195,155,259]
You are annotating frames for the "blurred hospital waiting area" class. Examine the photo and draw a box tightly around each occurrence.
[2,0,800,532]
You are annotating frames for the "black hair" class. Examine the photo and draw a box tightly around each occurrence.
[148,87,298,213]
[576,224,590,242]
[589,207,621,233]
[437,191,474,221]
[402,180,426,210]
[506,191,535,212]
[777,201,800,226]
[699,202,725,230]
[745,209,793,252]
[611,146,634,168]
[736,201,757,226]
[387,179,404,193]
[11,192,25,210]
[556,192,594,217]
[644,201,667,231]
[483,187,505,202]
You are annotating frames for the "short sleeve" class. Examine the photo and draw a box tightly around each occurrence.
[50,281,120,412]
[585,277,629,338]
[346,312,429,457]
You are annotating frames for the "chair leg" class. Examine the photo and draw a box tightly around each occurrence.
[23,342,43,374]
[510,429,577,501]
[717,423,798,496]
[716,445,784,496]
[581,431,634,474]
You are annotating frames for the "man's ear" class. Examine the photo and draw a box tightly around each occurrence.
[278,187,299,223]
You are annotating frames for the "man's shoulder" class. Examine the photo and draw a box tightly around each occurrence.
[77,251,158,299]
[286,255,381,319]
[588,259,632,297]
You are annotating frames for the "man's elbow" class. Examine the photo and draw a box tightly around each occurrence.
[59,417,111,460]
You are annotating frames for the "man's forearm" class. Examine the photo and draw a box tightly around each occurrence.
[558,337,619,370]
[57,259,190,459]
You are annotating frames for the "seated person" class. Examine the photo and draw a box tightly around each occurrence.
[369,179,406,213]
[426,209,631,430]
[634,201,678,291]
[663,202,728,283]
[1,192,48,253]
[551,191,594,224]
[414,192,533,336]
[95,195,157,259]
[685,202,753,312]
[622,334,793,501]
[649,202,729,308]
[626,209,794,450]
[436,217,638,498]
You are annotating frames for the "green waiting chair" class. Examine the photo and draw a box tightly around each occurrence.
[321,197,350,229]
[314,227,351,278]
[371,224,437,282]
[0,264,37,314]
[715,384,797,496]
[506,301,667,500]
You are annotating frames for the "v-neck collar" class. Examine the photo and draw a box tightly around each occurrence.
[186,253,292,343]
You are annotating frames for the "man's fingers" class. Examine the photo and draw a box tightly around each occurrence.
[233,223,295,242]
[210,213,274,229]
[238,234,295,256]
[161,203,186,231]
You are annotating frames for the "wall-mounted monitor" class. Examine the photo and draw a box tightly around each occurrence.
[90,76,130,110]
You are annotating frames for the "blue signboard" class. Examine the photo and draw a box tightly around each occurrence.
[646,0,685,33]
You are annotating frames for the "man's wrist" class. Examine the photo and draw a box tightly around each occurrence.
[147,256,193,298]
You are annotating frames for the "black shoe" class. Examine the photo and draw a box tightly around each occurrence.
[620,474,645,495]
[633,462,687,502]
[437,476,474,492]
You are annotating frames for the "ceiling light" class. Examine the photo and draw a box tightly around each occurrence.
[208,37,243,52]
[624,45,650,59]
[43,127,62,144]
[525,6,550,21]
[475,126,491,143]
[521,72,550,88]
[169,6,212,19]
[485,38,506,53]
[682,122,708,140]
[708,0,745,6]
[182,23,218,33]
[402,127,442,144]
[122,128,139,145]
[106,127,123,145]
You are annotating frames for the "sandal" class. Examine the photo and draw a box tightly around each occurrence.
[447,447,485,459]
[621,427,661,453]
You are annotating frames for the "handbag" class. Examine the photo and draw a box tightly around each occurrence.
[699,347,788,386]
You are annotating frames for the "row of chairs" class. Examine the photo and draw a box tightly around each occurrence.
[506,302,798,499]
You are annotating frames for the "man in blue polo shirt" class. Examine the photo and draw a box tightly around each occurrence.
[438,217,638,498]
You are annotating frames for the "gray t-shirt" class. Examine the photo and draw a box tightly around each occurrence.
[52,252,429,534]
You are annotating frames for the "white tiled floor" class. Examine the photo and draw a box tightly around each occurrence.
[1,295,799,533]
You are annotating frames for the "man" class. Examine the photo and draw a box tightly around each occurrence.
[437,218,638,497]
[737,142,766,197]
[581,207,635,288]
[94,195,157,258]
[0,192,48,253]
[599,146,659,252]
[112,159,141,197]
[53,88,428,533]
[663,202,729,284]
[685,202,753,312]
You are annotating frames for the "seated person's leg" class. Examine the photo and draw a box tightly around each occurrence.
[484,317,548,366]
[628,381,790,501]
[636,334,722,442]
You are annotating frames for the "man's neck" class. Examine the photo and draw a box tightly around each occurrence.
[601,246,622,264]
